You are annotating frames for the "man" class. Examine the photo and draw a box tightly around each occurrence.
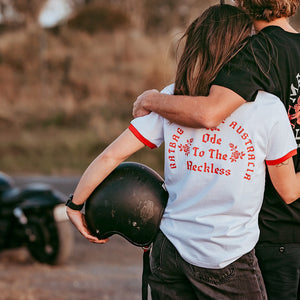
[133,1,300,299]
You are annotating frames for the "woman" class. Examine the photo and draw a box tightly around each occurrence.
[67,4,299,299]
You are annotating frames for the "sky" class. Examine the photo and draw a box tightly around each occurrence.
[38,0,75,28]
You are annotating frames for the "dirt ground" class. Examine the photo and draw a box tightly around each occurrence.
[0,176,146,300]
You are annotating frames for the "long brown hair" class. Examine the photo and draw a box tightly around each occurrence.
[174,4,252,96]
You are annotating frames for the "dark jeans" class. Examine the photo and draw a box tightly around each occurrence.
[149,231,267,300]
[256,243,300,300]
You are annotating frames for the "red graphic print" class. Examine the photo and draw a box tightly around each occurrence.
[178,138,194,156]
[229,143,245,162]
[288,96,300,128]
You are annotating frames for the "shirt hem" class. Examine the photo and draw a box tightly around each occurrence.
[128,124,157,149]
[266,149,297,166]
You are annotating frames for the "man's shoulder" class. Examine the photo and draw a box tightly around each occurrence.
[234,28,280,62]
[244,30,274,51]
[247,26,300,49]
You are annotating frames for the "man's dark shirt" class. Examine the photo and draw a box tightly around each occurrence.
[214,26,300,243]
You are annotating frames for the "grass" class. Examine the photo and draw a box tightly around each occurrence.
[0,125,165,175]
[0,24,174,175]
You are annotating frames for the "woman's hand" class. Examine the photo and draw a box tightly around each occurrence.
[66,207,109,244]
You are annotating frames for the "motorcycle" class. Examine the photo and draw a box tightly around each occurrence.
[0,172,73,265]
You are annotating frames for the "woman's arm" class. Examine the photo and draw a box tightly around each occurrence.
[66,128,145,243]
[267,157,300,204]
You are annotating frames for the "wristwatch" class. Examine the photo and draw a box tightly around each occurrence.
[65,194,84,211]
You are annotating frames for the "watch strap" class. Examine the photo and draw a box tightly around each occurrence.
[65,194,84,211]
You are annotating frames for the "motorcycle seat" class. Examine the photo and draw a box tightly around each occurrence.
[1,188,22,206]
[1,184,53,204]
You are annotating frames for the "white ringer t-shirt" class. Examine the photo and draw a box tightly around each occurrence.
[129,84,297,269]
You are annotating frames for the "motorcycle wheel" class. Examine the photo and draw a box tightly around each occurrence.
[25,210,73,265]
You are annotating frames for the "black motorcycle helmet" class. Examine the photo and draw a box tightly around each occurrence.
[84,162,168,247]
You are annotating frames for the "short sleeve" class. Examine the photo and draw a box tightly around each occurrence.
[129,112,164,148]
[265,99,297,165]
[129,84,174,148]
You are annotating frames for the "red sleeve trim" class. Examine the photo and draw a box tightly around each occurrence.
[266,149,297,166]
[128,124,157,149]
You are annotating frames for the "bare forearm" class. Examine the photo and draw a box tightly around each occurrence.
[134,85,245,128]
[142,93,212,128]
[72,155,121,205]
[278,171,300,204]
[283,171,300,204]
[72,129,145,206]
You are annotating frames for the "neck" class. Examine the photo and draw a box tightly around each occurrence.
[254,17,298,33]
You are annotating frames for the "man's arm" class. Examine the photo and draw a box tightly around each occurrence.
[133,85,246,128]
